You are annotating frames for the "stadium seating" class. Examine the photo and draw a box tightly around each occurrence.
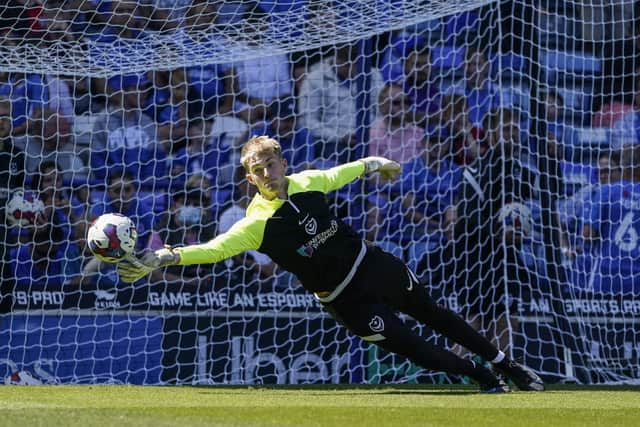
[259,0,303,13]
[72,113,104,149]
[560,160,598,197]
[491,52,528,83]
[575,127,610,147]
[443,11,480,45]
[497,84,530,117]
[414,17,444,42]
[536,4,582,49]
[556,85,593,126]
[545,49,600,81]
[565,127,611,162]
[592,102,634,128]
[540,49,601,124]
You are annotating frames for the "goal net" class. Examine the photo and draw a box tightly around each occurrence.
[1,0,639,385]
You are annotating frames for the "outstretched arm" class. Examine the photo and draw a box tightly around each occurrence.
[117,217,264,283]
[297,157,401,194]
[117,247,180,283]
[360,156,402,180]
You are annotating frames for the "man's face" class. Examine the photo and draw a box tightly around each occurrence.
[465,51,489,88]
[188,122,212,149]
[425,138,450,161]
[440,97,465,128]
[405,51,430,84]
[121,87,146,109]
[0,104,10,138]
[245,152,288,200]
[490,119,520,154]
[335,56,357,80]
[40,166,61,193]
[501,120,519,144]
[381,87,408,117]
[42,116,70,148]
[599,156,621,183]
[545,95,561,121]
[108,178,135,206]
[186,3,218,31]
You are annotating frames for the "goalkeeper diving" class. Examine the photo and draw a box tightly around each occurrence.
[118,135,544,392]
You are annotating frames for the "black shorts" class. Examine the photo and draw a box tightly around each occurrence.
[321,244,433,341]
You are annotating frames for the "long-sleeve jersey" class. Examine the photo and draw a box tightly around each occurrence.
[175,161,366,295]
[456,146,536,241]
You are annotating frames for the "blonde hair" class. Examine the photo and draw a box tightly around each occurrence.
[240,135,283,171]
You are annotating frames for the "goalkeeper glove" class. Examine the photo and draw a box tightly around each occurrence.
[361,156,401,180]
[117,246,180,283]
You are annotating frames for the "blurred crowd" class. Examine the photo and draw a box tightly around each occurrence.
[0,0,639,297]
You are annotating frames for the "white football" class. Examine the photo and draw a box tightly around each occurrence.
[5,190,45,226]
[87,213,137,263]
[498,201,533,237]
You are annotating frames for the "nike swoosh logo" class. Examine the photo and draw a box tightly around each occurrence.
[298,214,309,225]
[405,269,418,291]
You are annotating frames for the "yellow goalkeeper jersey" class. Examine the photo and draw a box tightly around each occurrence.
[175,161,366,293]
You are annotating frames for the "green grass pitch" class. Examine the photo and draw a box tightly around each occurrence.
[0,384,638,427]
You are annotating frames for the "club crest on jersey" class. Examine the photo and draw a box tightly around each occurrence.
[297,213,318,235]
[369,315,385,332]
[304,218,317,235]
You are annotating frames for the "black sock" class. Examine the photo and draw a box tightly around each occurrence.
[407,297,501,362]
[468,361,499,385]
[376,336,497,385]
